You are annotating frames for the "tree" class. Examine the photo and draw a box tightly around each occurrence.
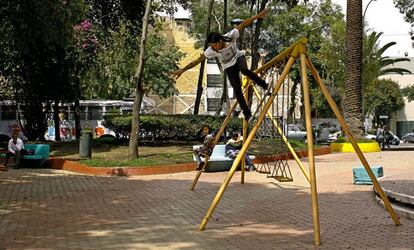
[128,1,185,157]
[401,85,414,101]
[365,79,405,125]
[129,0,152,158]
[344,0,364,137]
[362,31,411,95]
[393,0,414,24]
[0,0,85,140]
[193,0,214,115]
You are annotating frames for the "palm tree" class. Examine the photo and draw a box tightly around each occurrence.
[344,0,364,138]
[363,31,411,91]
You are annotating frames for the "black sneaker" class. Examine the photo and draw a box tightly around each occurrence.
[244,112,252,122]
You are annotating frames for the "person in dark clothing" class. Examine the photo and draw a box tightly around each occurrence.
[174,8,270,121]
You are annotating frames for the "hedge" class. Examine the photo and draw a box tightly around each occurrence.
[103,114,245,142]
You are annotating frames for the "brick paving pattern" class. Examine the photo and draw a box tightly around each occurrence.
[1,150,414,249]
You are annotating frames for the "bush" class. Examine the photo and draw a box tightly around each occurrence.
[334,136,377,143]
[103,114,244,142]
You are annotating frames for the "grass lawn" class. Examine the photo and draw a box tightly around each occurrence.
[48,138,309,168]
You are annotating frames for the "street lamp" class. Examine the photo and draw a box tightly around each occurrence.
[363,0,377,18]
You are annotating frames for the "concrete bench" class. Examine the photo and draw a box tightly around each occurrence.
[0,144,50,168]
[353,166,383,185]
[193,144,255,172]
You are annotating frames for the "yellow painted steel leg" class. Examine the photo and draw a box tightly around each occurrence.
[190,156,209,190]
[199,54,298,231]
[191,38,309,191]
[252,85,310,184]
[300,51,321,245]
[305,57,401,226]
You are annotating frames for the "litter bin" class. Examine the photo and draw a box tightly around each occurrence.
[79,131,92,158]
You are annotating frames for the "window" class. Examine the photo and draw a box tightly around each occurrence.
[207,74,222,87]
[79,106,88,120]
[0,105,16,120]
[89,106,103,120]
[207,98,221,112]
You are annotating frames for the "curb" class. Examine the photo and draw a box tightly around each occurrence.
[330,142,381,153]
[49,146,331,176]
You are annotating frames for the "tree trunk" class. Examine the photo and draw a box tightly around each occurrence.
[53,100,61,142]
[74,99,81,140]
[193,0,214,115]
[129,0,151,158]
[248,0,268,108]
[218,0,230,115]
[345,0,364,138]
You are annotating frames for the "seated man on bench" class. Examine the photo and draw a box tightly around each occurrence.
[225,131,256,171]
[5,133,26,169]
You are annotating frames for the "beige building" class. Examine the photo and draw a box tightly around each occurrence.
[144,12,206,115]
[380,58,414,137]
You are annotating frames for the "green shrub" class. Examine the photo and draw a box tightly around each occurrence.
[103,114,244,142]
[334,136,377,143]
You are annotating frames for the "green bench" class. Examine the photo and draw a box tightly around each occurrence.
[0,144,50,168]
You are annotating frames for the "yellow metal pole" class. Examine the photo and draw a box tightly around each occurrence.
[199,53,298,231]
[190,157,209,190]
[299,49,321,246]
[252,85,310,184]
[306,56,401,226]
[191,39,308,191]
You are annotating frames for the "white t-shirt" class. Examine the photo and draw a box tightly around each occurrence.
[8,138,24,154]
[204,29,244,70]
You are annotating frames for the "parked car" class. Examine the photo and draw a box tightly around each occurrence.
[286,124,308,142]
[365,133,377,140]
[317,127,340,144]
[401,132,414,143]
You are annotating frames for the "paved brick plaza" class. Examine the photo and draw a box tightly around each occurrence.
[1,151,414,249]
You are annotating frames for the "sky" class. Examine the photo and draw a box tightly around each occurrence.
[331,0,414,57]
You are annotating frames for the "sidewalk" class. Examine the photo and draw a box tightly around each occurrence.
[0,151,413,249]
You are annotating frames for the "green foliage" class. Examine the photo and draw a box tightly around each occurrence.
[81,21,184,100]
[363,32,411,94]
[82,21,138,99]
[317,28,411,117]
[334,136,377,143]
[401,85,414,101]
[143,34,185,98]
[187,1,252,48]
[365,79,405,122]
[103,114,244,141]
[393,0,414,24]
[0,0,86,139]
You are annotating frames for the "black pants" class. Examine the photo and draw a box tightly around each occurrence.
[224,56,267,118]
[5,149,26,168]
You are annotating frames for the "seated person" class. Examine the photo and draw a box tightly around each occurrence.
[225,131,256,171]
[194,125,215,170]
[5,133,26,169]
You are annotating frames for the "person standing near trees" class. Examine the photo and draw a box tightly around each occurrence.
[174,8,270,121]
